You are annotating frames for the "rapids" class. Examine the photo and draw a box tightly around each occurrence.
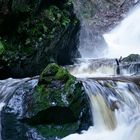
[62,78,140,140]
[62,2,140,140]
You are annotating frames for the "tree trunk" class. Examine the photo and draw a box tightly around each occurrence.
[85,76,140,84]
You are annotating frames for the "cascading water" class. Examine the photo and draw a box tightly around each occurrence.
[62,80,140,140]
[70,0,140,79]
[62,1,140,140]
[103,4,140,58]
[71,0,106,58]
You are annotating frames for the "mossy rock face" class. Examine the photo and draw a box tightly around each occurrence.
[0,0,80,78]
[0,41,5,55]
[0,41,10,79]
[122,54,140,62]
[23,64,91,138]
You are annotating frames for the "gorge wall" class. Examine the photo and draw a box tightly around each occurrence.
[0,0,80,78]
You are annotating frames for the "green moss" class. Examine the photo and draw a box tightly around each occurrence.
[0,41,5,55]
[40,63,59,83]
[32,64,79,115]
[0,0,78,70]
[36,123,78,138]
[13,4,31,14]
[33,85,66,115]
[33,84,67,114]
[33,85,50,113]
[55,68,69,81]
[65,76,75,90]
[69,82,84,118]
[41,64,59,76]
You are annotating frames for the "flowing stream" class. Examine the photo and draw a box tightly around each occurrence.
[0,1,140,140]
[62,1,140,140]
[63,79,140,140]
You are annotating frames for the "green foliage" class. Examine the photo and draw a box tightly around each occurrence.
[44,6,71,28]
[13,4,31,14]
[55,68,70,81]
[0,0,79,77]
[0,41,5,55]
[62,16,70,27]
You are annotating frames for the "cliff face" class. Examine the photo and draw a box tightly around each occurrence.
[0,0,80,78]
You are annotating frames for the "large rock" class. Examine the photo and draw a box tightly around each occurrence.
[22,64,91,138]
[2,64,91,139]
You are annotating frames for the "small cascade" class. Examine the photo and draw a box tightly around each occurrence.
[67,58,116,78]
[83,80,117,131]
[67,58,140,78]
[120,62,140,75]
[62,79,140,140]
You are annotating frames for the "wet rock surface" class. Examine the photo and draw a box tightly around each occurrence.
[1,64,91,139]
[23,64,91,138]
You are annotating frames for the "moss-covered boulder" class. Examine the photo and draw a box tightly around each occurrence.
[23,64,91,138]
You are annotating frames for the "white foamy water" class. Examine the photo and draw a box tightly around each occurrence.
[63,3,140,140]
[68,58,116,78]
[62,80,140,140]
[104,4,140,58]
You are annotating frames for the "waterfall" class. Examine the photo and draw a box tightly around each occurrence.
[104,4,140,58]
[71,0,106,58]
[72,0,140,59]
[64,2,140,137]
[62,79,140,140]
